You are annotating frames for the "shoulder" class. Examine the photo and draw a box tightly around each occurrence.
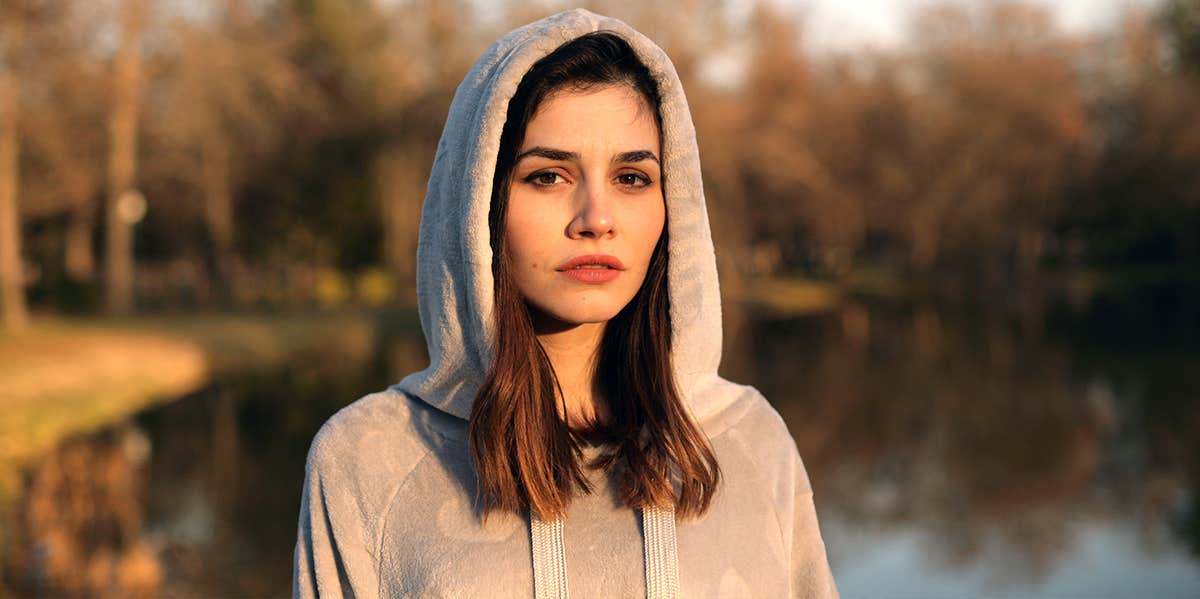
[706,379,812,496]
[308,388,414,464]
[304,388,445,511]
[703,378,797,454]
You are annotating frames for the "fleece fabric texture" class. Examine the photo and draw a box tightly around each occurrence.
[292,7,839,598]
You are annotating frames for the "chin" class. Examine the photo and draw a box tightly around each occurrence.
[541,304,624,326]
[528,291,633,327]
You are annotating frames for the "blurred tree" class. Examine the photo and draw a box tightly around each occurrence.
[147,0,318,305]
[0,0,1192,317]
[105,0,147,315]
[1064,10,1200,268]
[737,2,845,273]
[904,2,1087,279]
[230,0,398,295]
[25,11,108,285]
[0,2,109,316]
[371,0,477,292]
[585,0,731,83]
[0,1,29,330]
[708,0,1101,290]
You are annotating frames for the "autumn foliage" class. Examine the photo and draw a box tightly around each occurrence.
[0,0,1197,323]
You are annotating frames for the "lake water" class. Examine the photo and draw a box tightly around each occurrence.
[5,282,1199,597]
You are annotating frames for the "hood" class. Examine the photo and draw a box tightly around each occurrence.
[392,7,729,427]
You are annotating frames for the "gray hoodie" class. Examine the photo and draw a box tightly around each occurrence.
[292,8,839,598]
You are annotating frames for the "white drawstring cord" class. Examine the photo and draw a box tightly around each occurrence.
[530,505,679,599]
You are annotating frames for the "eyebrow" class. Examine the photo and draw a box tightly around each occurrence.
[515,146,660,165]
[614,150,659,165]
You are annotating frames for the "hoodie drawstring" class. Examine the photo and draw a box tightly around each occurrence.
[531,513,570,599]
[530,506,679,599]
[641,505,681,598]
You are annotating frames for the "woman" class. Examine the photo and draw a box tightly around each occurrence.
[293,8,838,598]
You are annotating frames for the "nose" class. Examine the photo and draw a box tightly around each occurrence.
[566,179,615,240]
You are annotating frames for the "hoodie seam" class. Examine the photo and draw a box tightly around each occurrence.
[373,445,437,592]
[386,386,468,447]
[725,426,790,563]
[694,380,759,439]
[707,385,759,435]
[788,490,817,597]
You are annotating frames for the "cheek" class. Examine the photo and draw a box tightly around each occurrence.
[626,201,666,263]
[504,196,556,271]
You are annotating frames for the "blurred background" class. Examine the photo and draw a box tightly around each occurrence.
[0,0,1197,596]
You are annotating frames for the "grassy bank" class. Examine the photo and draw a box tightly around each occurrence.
[735,277,843,315]
[0,310,379,505]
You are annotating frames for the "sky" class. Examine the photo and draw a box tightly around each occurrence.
[796,0,1166,52]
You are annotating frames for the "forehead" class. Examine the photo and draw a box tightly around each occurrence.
[522,85,659,146]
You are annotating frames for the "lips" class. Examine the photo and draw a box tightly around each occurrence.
[556,254,626,271]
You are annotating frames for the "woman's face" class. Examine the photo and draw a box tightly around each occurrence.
[504,84,664,328]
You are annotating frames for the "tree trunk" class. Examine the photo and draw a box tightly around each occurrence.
[202,133,234,306]
[911,219,941,272]
[65,203,96,280]
[0,14,28,331]
[376,145,421,294]
[105,0,146,315]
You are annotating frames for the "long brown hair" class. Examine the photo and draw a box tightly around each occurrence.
[469,32,720,522]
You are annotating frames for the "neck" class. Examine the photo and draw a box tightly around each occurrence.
[530,309,609,431]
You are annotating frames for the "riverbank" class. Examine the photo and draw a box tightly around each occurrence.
[0,310,379,506]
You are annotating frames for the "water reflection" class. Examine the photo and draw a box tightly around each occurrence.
[2,312,428,597]
[721,283,1200,596]
[3,285,1198,596]
[3,423,156,597]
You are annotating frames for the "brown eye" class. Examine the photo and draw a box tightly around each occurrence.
[617,173,651,188]
[524,171,565,187]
